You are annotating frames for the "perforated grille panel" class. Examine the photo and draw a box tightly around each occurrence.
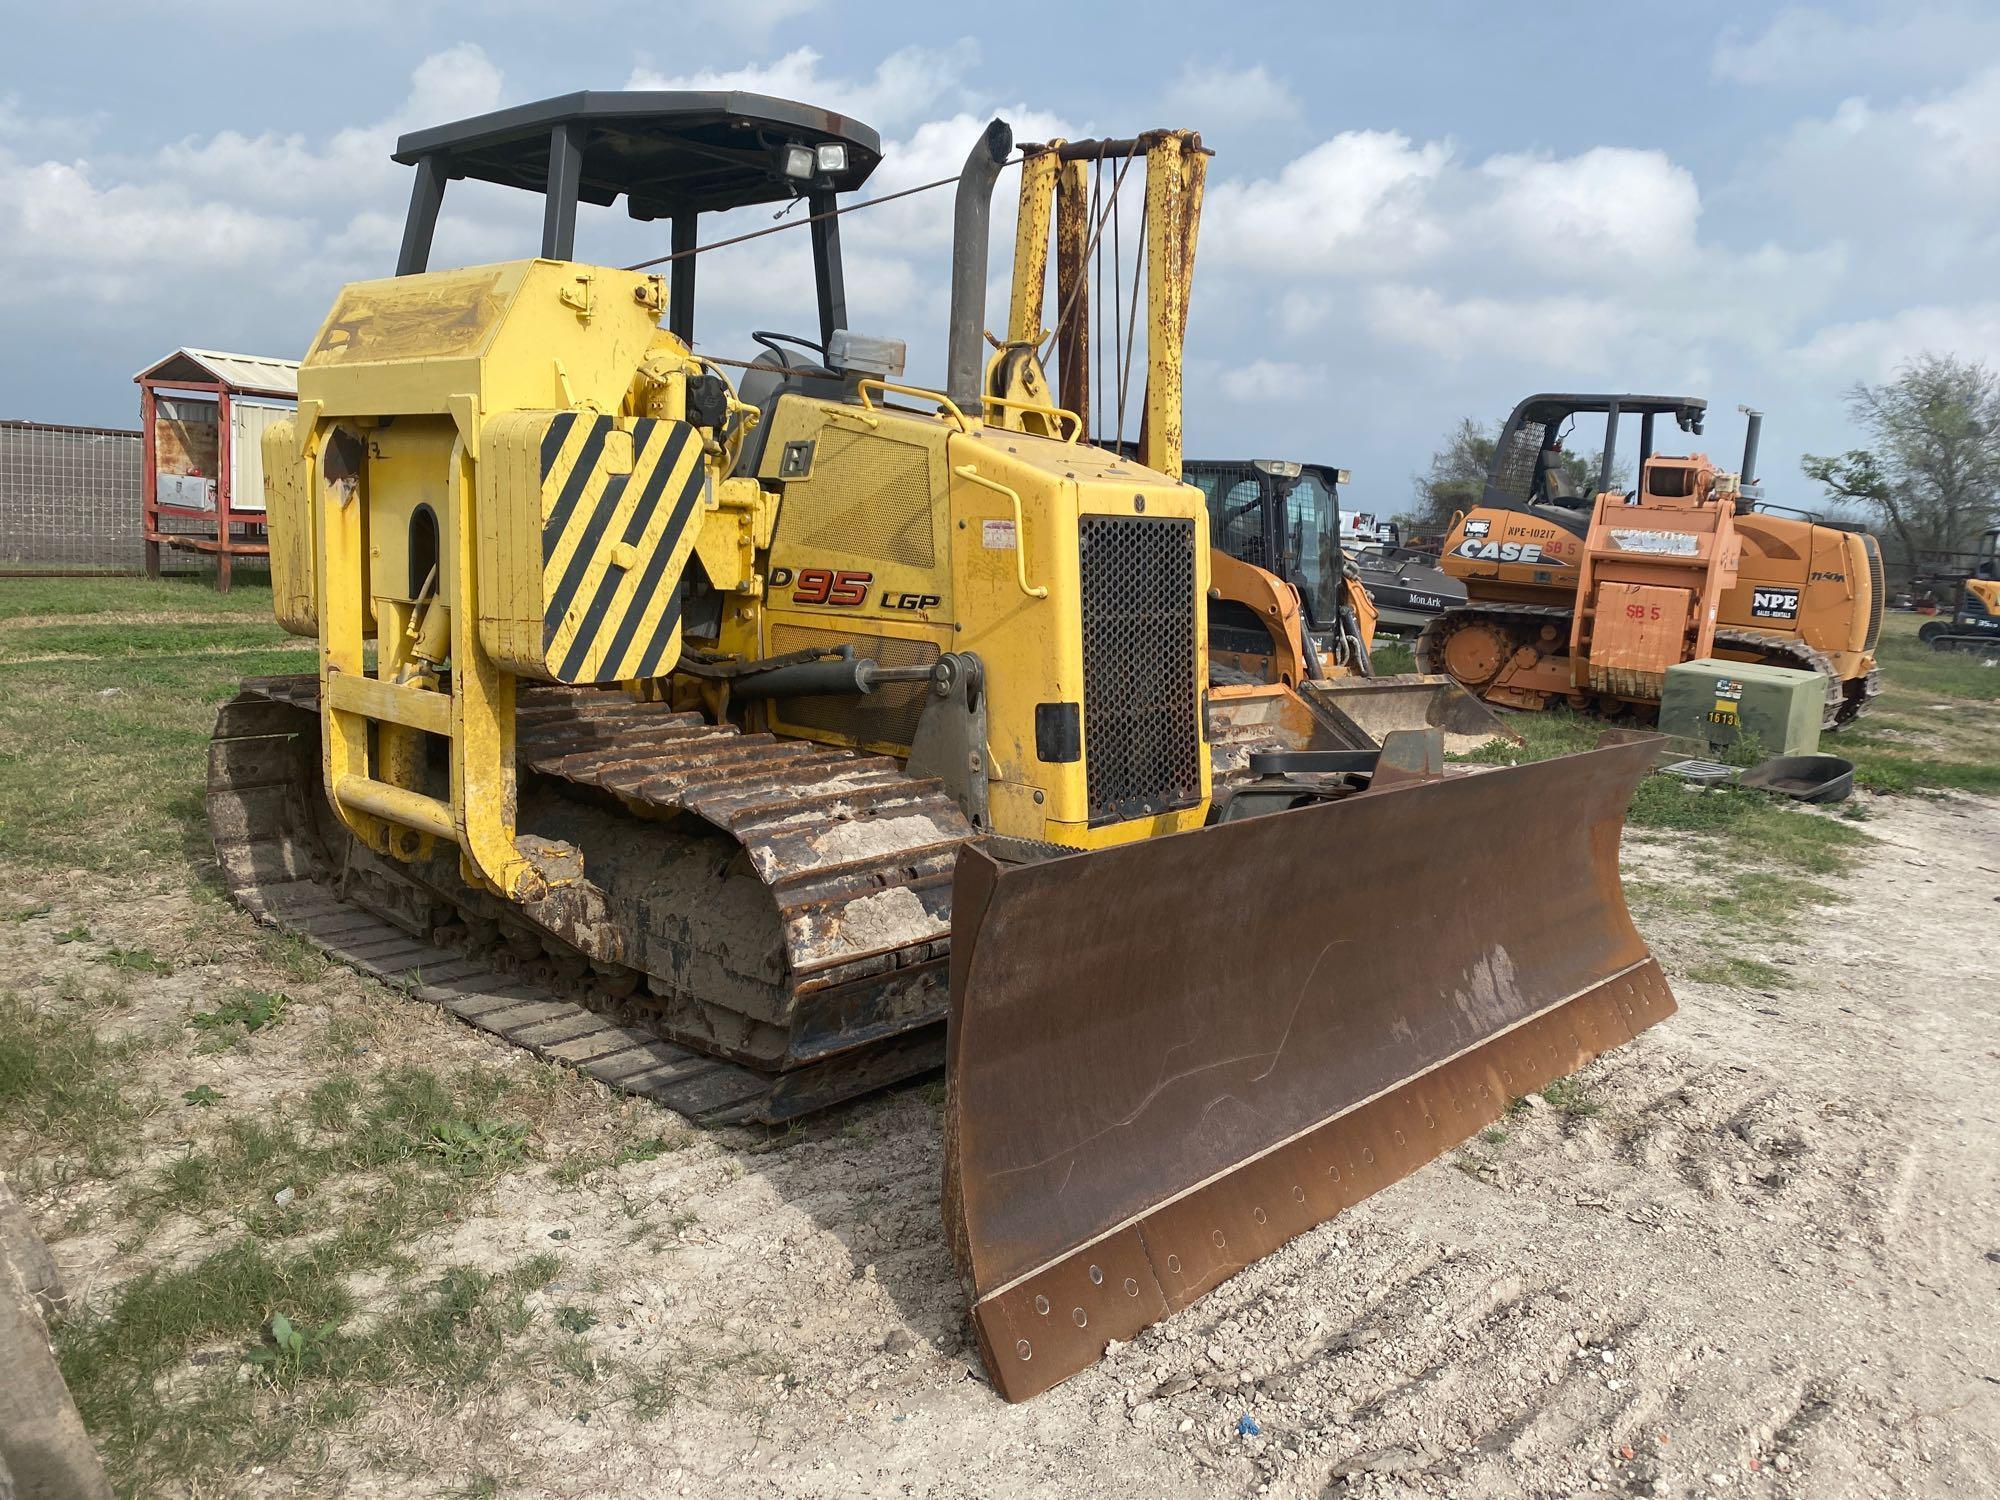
[768,624,939,750]
[786,426,936,567]
[1863,534,1884,650]
[1078,515,1201,823]
[1491,419,1546,502]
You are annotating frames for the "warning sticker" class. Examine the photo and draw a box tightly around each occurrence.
[1713,677,1743,700]
[1750,586,1800,621]
[1609,528,1699,556]
[981,518,1018,550]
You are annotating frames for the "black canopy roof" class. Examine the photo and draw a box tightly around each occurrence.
[1503,393,1706,433]
[392,90,884,220]
[390,90,885,344]
[1485,392,1711,520]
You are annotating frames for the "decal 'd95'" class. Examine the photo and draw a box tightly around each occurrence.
[769,565,939,612]
[770,565,872,607]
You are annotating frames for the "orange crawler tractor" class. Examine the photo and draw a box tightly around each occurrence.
[1418,395,1882,728]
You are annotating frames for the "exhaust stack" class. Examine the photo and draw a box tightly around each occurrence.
[947,119,1014,409]
[1738,405,1764,487]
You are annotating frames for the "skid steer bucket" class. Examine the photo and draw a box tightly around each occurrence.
[1302,672,1516,755]
[941,735,1672,1401]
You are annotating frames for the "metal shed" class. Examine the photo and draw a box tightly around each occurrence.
[134,347,299,590]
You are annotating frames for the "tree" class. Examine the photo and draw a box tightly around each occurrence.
[1410,418,1495,529]
[1801,353,2000,566]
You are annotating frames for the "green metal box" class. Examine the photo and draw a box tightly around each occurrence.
[1659,658,1824,758]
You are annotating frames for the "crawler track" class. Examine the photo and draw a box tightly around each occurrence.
[1416,606,1876,729]
[206,676,979,1124]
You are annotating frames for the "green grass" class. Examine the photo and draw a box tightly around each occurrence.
[550,1127,697,1186]
[0,576,797,1490]
[1686,955,1793,990]
[56,1242,563,1496]
[190,986,290,1034]
[0,989,154,1175]
[0,619,301,662]
[1453,715,1872,921]
[1440,613,2000,799]
[0,574,277,623]
[1443,695,1878,925]
[129,1062,547,1233]
[1447,707,1602,766]
[1846,743,2000,796]
[1628,778,1867,871]
[64,1058,590,1493]
[1838,613,2000,793]
[0,576,310,874]
[104,945,173,976]
[1540,1077,1601,1120]
[1369,637,1417,675]
[1871,612,2000,701]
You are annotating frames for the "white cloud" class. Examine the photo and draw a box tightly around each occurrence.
[1203,130,1452,274]
[0,44,509,318]
[1163,63,1301,130]
[1220,358,1328,403]
[0,159,305,300]
[1787,302,2000,380]
[1478,147,1700,273]
[1363,287,1643,372]
[1769,62,2000,202]
[626,42,981,131]
[1908,64,2000,184]
[4,25,1995,503]
[683,0,825,39]
[1713,6,2000,87]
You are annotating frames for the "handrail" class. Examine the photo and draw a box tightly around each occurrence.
[857,379,971,433]
[981,395,1083,442]
[953,464,1048,599]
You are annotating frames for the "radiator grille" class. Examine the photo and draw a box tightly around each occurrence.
[1862,534,1884,650]
[767,624,939,750]
[1079,515,1202,823]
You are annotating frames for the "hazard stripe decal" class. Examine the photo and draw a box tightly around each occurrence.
[585,432,702,682]
[536,413,705,684]
[554,424,696,681]
[541,415,609,562]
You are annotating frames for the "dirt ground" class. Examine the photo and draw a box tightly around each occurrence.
[7,788,1999,1499]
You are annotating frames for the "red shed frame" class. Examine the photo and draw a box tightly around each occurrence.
[134,348,298,591]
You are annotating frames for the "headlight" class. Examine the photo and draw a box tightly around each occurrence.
[815,142,848,175]
[779,144,814,180]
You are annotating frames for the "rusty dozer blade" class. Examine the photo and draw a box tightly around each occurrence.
[941,736,1674,1401]
[1301,672,1518,756]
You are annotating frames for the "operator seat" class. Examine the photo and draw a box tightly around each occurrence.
[732,345,850,476]
[1537,457,1580,504]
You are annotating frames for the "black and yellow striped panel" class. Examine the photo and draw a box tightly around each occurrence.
[537,412,706,684]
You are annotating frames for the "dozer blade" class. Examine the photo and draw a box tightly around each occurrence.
[941,735,1672,1401]
[1302,671,1517,755]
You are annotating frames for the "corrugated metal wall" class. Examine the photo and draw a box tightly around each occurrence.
[230,400,292,514]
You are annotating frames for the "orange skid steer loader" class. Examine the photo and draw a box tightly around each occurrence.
[205,92,1674,1401]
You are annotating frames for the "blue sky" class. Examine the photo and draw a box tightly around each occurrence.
[5,1,1999,515]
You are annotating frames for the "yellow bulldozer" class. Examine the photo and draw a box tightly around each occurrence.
[1418,394,1883,727]
[206,92,1674,1401]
